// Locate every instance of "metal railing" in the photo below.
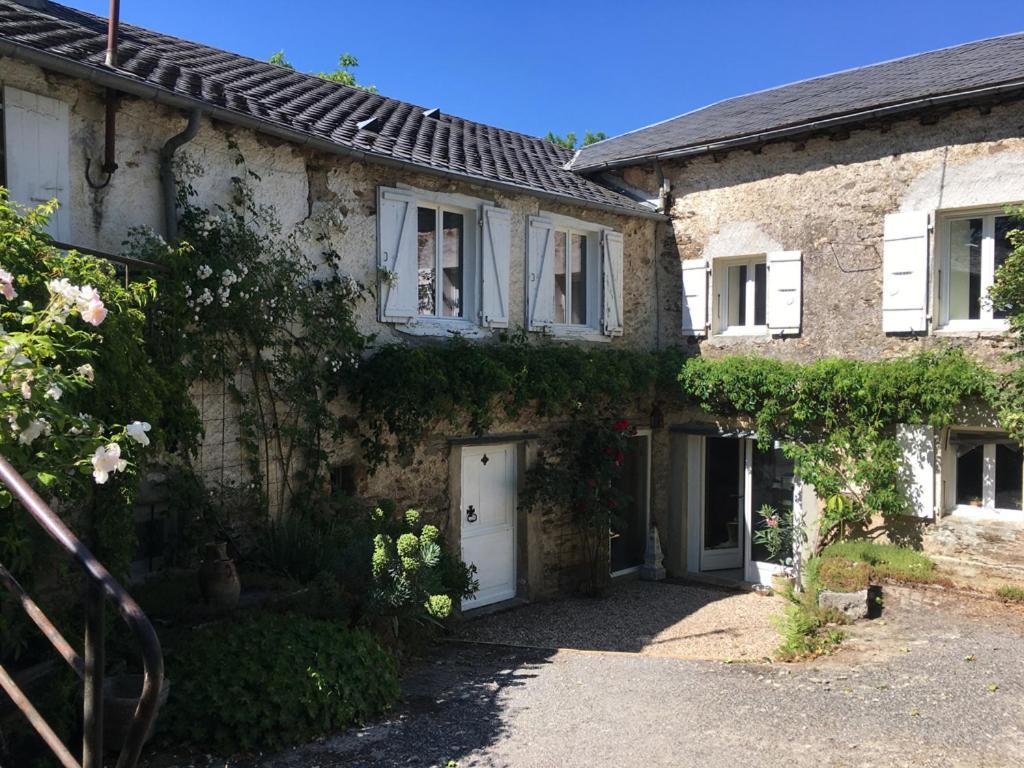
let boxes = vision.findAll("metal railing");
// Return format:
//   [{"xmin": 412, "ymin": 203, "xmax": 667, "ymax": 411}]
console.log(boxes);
[
  {"xmin": 51, "ymin": 240, "xmax": 168, "ymax": 289},
  {"xmin": 0, "ymin": 456, "xmax": 164, "ymax": 768}
]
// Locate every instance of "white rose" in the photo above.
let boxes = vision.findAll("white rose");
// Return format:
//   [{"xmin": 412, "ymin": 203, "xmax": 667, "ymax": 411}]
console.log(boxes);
[
  {"xmin": 126, "ymin": 421, "xmax": 151, "ymax": 447},
  {"xmin": 91, "ymin": 443, "xmax": 127, "ymax": 484}
]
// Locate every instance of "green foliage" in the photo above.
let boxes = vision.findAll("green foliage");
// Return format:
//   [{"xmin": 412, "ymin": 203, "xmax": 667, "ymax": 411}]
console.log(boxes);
[
  {"xmin": 367, "ymin": 507, "xmax": 477, "ymax": 631},
  {"xmin": 544, "ymin": 130, "xmax": 608, "ymax": 150},
  {"xmin": 0, "ymin": 193, "xmax": 190, "ymax": 659},
  {"xmin": 815, "ymin": 558, "xmax": 871, "ymax": 592},
  {"xmin": 269, "ymin": 50, "xmax": 377, "ymax": 92},
  {"xmin": 988, "ymin": 207, "xmax": 1024, "ymax": 439},
  {"xmin": 819, "ymin": 540, "xmax": 943, "ymax": 585},
  {"xmin": 752, "ymin": 503, "xmax": 804, "ymax": 568},
  {"xmin": 772, "ymin": 591, "xmax": 845, "ymax": 661},
  {"xmin": 257, "ymin": 513, "xmax": 346, "ymax": 584},
  {"xmin": 352, "ymin": 334, "xmax": 684, "ymax": 469},
  {"xmin": 134, "ymin": 149, "xmax": 371, "ymax": 513},
  {"xmin": 679, "ymin": 349, "xmax": 995, "ymax": 546},
  {"xmin": 521, "ymin": 418, "xmax": 637, "ymax": 594},
  {"xmin": 162, "ymin": 614, "xmax": 399, "ymax": 753},
  {"xmin": 995, "ymin": 584, "xmax": 1024, "ymax": 603}
]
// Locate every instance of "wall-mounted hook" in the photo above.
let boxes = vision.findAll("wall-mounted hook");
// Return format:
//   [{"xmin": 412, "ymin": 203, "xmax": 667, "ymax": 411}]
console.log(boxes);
[{"xmin": 85, "ymin": 157, "xmax": 116, "ymax": 190}]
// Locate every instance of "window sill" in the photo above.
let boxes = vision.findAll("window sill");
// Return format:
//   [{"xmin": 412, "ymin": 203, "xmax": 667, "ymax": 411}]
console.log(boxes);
[
  {"xmin": 934, "ymin": 322, "xmax": 1009, "ymax": 337},
  {"xmin": 535, "ymin": 325, "xmax": 611, "ymax": 343},
  {"xmin": 389, "ymin": 317, "xmax": 491, "ymax": 339},
  {"xmin": 946, "ymin": 504, "xmax": 1024, "ymax": 524},
  {"xmin": 716, "ymin": 326, "xmax": 768, "ymax": 337}
]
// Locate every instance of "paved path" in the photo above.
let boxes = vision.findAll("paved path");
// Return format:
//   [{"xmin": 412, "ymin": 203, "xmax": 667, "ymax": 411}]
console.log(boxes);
[{"xmin": 263, "ymin": 586, "xmax": 1024, "ymax": 768}]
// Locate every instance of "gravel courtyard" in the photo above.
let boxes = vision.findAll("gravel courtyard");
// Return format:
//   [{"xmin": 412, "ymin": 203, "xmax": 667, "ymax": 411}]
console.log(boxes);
[{"xmin": 260, "ymin": 584, "xmax": 1024, "ymax": 768}]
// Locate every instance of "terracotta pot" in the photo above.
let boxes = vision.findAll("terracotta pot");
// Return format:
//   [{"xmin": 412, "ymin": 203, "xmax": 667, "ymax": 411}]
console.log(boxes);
[
  {"xmin": 102, "ymin": 674, "xmax": 170, "ymax": 752},
  {"xmin": 199, "ymin": 541, "xmax": 240, "ymax": 611}
]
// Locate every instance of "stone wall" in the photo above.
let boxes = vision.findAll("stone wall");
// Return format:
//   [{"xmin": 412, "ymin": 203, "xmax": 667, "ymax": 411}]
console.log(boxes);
[{"xmin": 618, "ymin": 99, "xmax": 1024, "ymax": 369}]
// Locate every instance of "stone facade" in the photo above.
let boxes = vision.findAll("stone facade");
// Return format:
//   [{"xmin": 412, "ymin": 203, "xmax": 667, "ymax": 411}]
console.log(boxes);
[{"xmin": 0, "ymin": 55, "xmax": 661, "ymax": 598}]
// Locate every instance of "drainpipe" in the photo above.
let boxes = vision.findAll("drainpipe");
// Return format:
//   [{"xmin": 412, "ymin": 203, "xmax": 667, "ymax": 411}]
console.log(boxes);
[
  {"xmin": 159, "ymin": 110, "xmax": 202, "ymax": 241},
  {"xmin": 85, "ymin": 0, "xmax": 121, "ymax": 189}
]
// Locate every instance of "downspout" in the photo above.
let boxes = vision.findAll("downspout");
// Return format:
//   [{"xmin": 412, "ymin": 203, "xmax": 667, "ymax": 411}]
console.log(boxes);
[
  {"xmin": 86, "ymin": 0, "xmax": 121, "ymax": 189},
  {"xmin": 159, "ymin": 110, "xmax": 202, "ymax": 241}
]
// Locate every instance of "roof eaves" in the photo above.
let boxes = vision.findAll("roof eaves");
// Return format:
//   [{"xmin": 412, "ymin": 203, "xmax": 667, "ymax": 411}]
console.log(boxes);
[
  {"xmin": 0, "ymin": 37, "xmax": 662, "ymax": 220},
  {"xmin": 572, "ymin": 77, "xmax": 1024, "ymax": 172}
]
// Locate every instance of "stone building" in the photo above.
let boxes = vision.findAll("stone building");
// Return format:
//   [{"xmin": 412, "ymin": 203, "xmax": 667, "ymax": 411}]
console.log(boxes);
[{"xmin": 1, "ymin": 0, "xmax": 1022, "ymax": 602}]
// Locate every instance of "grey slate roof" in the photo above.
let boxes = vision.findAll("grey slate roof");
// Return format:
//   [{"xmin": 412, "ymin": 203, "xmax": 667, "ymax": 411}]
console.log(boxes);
[
  {"xmin": 0, "ymin": 1, "xmax": 653, "ymax": 217},
  {"xmin": 573, "ymin": 32, "xmax": 1024, "ymax": 171}
]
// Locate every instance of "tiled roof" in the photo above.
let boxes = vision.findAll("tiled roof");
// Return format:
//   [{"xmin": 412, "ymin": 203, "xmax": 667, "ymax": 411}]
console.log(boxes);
[
  {"xmin": 573, "ymin": 32, "xmax": 1024, "ymax": 170},
  {"xmin": 0, "ymin": 1, "xmax": 654, "ymax": 217}
]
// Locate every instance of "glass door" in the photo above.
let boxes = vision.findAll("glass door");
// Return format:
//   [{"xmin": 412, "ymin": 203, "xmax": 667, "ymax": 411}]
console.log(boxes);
[
  {"xmin": 610, "ymin": 433, "xmax": 651, "ymax": 574},
  {"xmin": 701, "ymin": 437, "xmax": 744, "ymax": 571},
  {"xmin": 745, "ymin": 443, "xmax": 796, "ymax": 584}
]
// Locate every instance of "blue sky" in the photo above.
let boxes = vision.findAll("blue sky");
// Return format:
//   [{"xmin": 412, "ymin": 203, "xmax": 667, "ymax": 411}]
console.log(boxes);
[{"xmin": 76, "ymin": 0, "xmax": 1024, "ymax": 141}]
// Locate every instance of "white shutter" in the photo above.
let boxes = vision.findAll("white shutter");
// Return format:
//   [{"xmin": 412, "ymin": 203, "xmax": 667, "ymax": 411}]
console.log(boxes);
[
  {"xmin": 680, "ymin": 258, "xmax": 708, "ymax": 336},
  {"xmin": 882, "ymin": 212, "xmax": 930, "ymax": 333},
  {"xmin": 527, "ymin": 215, "xmax": 556, "ymax": 330},
  {"xmin": 377, "ymin": 186, "xmax": 418, "ymax": 322},
  {"xmin": 766, "ymin": 250, "xmax": 802, "ymax": 335},
  {"xmin": 480, "ymin": 204, "xmax": 511, "ymax": 329},
  {"xmin": 3, "ymin": 86, "xmax": 71, "ymax": 241},
  {"xmin": 602, "ymin": 229, "xmax": 624, "ymax": 336},
  {"xmin": 896, "ymin": 424, "xmax": 935, "ymax": 518}
]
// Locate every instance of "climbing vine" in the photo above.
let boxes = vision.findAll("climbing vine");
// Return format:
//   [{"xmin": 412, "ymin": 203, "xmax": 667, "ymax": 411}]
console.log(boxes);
[
  {"xmin": 679, "ymin": 349, "xmax": 995, "ymax": 547},
  {"xmin": 350, "ymin": 333, "xmax": 685, "ymax": 470},
  {"xmin": 133, "ymin": 148, "xmax": 370, "ymax": 513}
]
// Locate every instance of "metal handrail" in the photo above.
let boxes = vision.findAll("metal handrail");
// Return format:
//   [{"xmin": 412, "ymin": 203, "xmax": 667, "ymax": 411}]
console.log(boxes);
[{"xmin": 0, "ymin": 455, "xmax": 164, "ymax": 768}]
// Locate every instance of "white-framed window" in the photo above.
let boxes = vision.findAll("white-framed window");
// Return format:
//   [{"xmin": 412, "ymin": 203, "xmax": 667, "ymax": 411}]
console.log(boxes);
[
  {"xmin": 377, "ymin": 186, "xmax": 510, "ymax": 334},
  {"xmin": 714, "ymin": 256, "xmax": 767, "ymax": 335},
  {"xmin": 416, "ymin": 203, "xmax": 469, "ymax": 319},
  {"xmin": 552, "ymin": 225, "xmax": 596, "ymax": 328},
  {"xmin": 948, "ymin": 430, "xmax": 1023, "ymax": 521},
  {"xmin": 938, "ymin": 208, "xmax": 1016, "ymax": 331},
  {"xmin": 526, "ymin": 212, "xmax": 624, "ymax": 339}
]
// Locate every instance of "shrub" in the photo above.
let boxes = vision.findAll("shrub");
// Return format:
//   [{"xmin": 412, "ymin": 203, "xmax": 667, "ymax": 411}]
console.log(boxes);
[
  {"xmin": 162, "ymin": 614, "xmax": 399, "ymax": 753},
  {"xmin": 996, "ymin": 585, "xmax": 1024, "ymax": 603},
  {"xmin": 819, "ymin": 540, "xmax": 946, "ymax": 585},
  {"xmin": 815, "ymin": 558, "xmax": 871, "ymax": 592},
  {"xmin": 256, "ymin": 513, "xmax": 345, "ymax": 584}
]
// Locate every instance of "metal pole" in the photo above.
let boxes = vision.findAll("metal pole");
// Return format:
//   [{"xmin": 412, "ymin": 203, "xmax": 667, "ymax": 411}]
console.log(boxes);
[{"xmin": 82, "ymin": 580, "xmax": 105, "ymax": 768}]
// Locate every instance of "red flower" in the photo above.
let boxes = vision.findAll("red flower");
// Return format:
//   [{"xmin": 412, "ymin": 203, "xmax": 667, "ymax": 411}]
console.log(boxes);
[
  {"xmin": 615, "ymin": 451, "xmax": 624, "ymax": 464},
  {"xmin": 612, "ymin": 419, "xmax": 630, "ymax": 432}
]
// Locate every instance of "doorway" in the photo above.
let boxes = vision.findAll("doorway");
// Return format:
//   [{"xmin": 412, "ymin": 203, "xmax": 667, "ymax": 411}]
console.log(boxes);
[
  {"xmin": 610, "ymin": 431, "xmax": 651, "ymax": 576},
  {"xmin": 701, "ymin": 437, "xmax": 744, "ymax": 571},
  {"xmin": 460, "ymin": 443, "xmax": 517, "ymax": 609}
]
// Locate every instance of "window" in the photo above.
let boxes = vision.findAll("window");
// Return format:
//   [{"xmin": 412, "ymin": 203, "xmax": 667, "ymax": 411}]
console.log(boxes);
[
  {"xmin": 527, "ymin": 213, "xmax": 618, "ymax": 337},
  {"xmin": 940, "ymin": 210, "xmax": 1015, "ymax": 329},
  {"xmin": 417, "ymin": 206, "xmax": 465, "ymax": 318},
  {"xmin": 950, "ymin": 431, "xmax": 1023, "ymax": 517},
  {"xmin": 715, "ymin": 257, "xmax": 767, "ymax": 334},
  {"xmin": 378, "ymin": 186, "xmax": 510, "ymax": 334},
  {"xmin": 553, "ymin": 228, "xmax": 590, "ymax": 325}
]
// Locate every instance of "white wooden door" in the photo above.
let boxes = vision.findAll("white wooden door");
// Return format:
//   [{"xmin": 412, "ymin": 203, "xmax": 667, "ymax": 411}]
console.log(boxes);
[{"xmin": 460, "ymin": 444, "xmax": 517, "ymax": 609}]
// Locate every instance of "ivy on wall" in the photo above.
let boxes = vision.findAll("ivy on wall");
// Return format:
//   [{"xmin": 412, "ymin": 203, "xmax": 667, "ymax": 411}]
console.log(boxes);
[
  {"xmin": 349, "ymin": 333, "xmax": 686, "ymax": 470},
  {"xmin": 679, "ymin": 349, "xmax": 995, "ymax": 546}
]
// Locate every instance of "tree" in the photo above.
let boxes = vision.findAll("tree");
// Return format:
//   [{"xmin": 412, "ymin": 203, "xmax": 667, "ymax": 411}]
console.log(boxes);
[
  {"xmin": 269, "ymin": 50, "xmax": 376, "ymax": 93},
  {"xmin": 545, "ymin": 130, "xmax": 608, "ymax": 150}
]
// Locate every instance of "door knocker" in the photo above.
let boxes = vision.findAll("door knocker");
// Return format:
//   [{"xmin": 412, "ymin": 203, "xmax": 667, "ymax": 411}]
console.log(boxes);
[{"xmin": 466, "ymin": 505, "xmax": 478, "ymax": 523}]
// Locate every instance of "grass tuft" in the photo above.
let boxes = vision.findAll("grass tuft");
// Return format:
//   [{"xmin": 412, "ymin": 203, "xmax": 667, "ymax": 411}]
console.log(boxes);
[
  {"xmin": 996, "ymin": 585, "xmax": 1024, "ymax": 603},
  {"xmin": 819, "ymin": 541, "xmax": 949, "ymax": 586}
]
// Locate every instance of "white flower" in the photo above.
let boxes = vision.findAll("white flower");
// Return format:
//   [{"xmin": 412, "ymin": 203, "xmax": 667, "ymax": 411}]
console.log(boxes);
[
  {"xmin": 196, "ymin": 265, "xmax": 213, "ymax": 280},
  {"xmin": 46, "ymin": 278, "xmax": 79, "ymax": 303},
  {"xmin": 0, "ymin": 268, "xmax": 16, "ymax": 300},
  {"xmin": 126, "ymin": 421, "xmax": 151, "ymax": 447},
  {"xmin": 45, "ymin": 383, "xmax": 62, "ymax": 401},
  {"xmin": 91, "ymin": 443, "xmax": 127, "ymax": 484},
  {"xmin": 80, "ymin": 298, "xmax": 107, "ymax": 326},
  {"xmin": 18, "ymin": 418, "xmax": 49, "ymax": 445},
  {"xmin": 77, "ymin": 363, "xmax": 95, "ymax": 382}
]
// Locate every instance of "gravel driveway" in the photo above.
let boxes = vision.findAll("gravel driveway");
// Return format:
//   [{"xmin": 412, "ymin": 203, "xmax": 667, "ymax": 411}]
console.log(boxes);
[{"xmin": 261, "ymin": 585, "xmax": 1024, "ymax": 768}]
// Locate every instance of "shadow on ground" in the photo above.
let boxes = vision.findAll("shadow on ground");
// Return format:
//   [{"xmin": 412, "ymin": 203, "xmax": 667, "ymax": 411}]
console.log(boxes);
[{"xmin": 263, "ymin": 643, "xmax": 555, "ymax": 768}]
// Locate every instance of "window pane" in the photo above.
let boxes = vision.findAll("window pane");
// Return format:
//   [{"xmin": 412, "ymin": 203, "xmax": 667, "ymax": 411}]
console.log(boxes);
[
  {"xmin": 956, "ymin": 444, "xmax": 984, "ymax": 507},
  {"xmin": 995, "ymin": 443, "xmax": 1023, "ymax": 510},
  {"xmin": 948, "ymin": 218, "xmax": 983, "ymax": 321},
  {"xmin": 554, "ymin": 230, "xmax": 567, "ymax": 323},
  {"xmin": 571, "ymin": 233, "xmax": 588, "ymax": 325},
  {"xmin": 994, "ymin": 216, "xmax": 1015, "ymax": 320},
  {"xmin": 727, "ymin": 264, "xmax": 746, "ymax": 327},
  {"xmin": 750, "ymin": 445, "xmax": 795, "ymax": 564},
  {"xmin": 753, "ymin": 262, "xmax": 767, "ymax": 326},
  {"xmin": 441, "ymin": 211, "xmax": 464, "ymax": 318},
  {"xmin": 417, "ymin": 207, "xmax": 436, "ymax": 316}
]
